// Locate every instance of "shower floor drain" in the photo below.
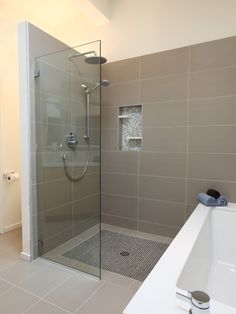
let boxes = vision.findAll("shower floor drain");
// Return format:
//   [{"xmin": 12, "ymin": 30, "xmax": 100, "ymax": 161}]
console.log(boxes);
[{"xmin": 120, "ymin": 251, "xmax": 129, "ymax": 256}]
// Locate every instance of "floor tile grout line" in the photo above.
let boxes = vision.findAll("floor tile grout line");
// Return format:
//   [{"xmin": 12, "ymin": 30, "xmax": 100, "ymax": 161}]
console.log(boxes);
[
  {"xmin": 0, "ymin": 260, "xmax": 50, "ymax": 287},
  {"xmin": 72, "ymin": 281, "xmax": 106, "ymax": 313}
]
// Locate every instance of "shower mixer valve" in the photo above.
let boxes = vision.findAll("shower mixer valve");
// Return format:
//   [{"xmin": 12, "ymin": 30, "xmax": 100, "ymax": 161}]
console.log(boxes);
[{"xmin": 66, "ymin": 132, "xmax": 78, "ymax": 149}]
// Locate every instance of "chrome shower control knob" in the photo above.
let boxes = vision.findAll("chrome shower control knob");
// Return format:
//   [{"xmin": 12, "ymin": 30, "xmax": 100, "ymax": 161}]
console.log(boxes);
[
  {"xmin": 176, "ymin": 290, "xmax": 210, "ymax": 314},
  {"xmin": 66, "ymin": 132, "xmax": 78, "ymax": 149}
]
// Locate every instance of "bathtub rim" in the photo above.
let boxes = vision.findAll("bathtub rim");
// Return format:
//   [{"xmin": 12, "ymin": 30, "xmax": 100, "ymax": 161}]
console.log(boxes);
[{"xmin": 124, "ymin": 202, "xmax": 236, "ymax": 314}]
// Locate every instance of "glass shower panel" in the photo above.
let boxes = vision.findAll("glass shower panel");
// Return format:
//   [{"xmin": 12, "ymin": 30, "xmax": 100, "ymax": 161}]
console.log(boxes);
[{"xmin": 35, "ymin": 41, "xmax": 101, "ymax": 278}]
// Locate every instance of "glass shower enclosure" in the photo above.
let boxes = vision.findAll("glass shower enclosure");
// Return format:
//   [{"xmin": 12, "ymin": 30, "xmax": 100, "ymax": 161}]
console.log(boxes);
[{"xmin": 34, "ymin": 41, "xmax": 101, "ymax": 278}]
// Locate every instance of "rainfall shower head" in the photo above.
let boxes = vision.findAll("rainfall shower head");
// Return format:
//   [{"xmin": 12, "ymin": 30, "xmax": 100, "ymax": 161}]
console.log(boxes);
[{"xmin": 85, "ymin": 56, "xmax": 107, "ymax": 65}]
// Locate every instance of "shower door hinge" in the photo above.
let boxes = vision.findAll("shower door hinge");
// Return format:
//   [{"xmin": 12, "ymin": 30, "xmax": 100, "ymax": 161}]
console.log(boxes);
[
  {"xmin": 38, "ymin": 240, "xmax": 44, "ymax": 248},
  {"xmin": 34, "ymin": 70, "xmax": 40, "ymax": 78}
]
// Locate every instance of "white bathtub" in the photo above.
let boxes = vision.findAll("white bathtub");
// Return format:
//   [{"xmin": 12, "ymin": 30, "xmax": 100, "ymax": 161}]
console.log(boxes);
[
  {"xmin": 124, "ymin": 203, "xmax": 236, "ymax": 314},
  {"xmin": 177, "ymin": 204, "xmax": 236, "ymax": 311}
]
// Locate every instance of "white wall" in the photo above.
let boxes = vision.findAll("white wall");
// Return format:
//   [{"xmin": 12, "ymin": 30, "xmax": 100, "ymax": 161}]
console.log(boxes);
[
  {"xmin": 62, "ymin": 0, "xmax": 236, "ymax": 62},
  {"xmin": 0, "ymin": 20, "xmax": 21, "ymax": 233}
]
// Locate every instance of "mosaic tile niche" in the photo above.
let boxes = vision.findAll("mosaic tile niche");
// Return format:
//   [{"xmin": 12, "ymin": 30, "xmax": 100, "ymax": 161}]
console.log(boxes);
[{"xmin": 119, "ymin": 105, "xmax": 142, "ymax": 151}]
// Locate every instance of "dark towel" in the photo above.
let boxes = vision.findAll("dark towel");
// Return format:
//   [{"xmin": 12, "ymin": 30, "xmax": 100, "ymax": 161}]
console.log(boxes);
[
  {"xmin": 197, "ymin": 193, "xmax": 217, "ymax": 207},
  {"xmin": 207, "ymin": 189, "xmax": 221, "ymax": 200},
  {"xmin": 217, "ymin": 195, "xmax": 228, "ymax": 206}
]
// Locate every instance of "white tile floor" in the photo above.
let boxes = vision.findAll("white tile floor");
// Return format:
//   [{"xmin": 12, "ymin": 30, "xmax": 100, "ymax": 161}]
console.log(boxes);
[{"xmin": 0, "ymin": 228, "xmax": 142, "ymax": 314}]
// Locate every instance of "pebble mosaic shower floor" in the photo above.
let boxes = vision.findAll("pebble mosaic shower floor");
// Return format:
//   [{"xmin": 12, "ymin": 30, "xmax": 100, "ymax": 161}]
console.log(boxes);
[{"xmin": 64, "ymin": 230, "xmax": 169, "ymax": 281}]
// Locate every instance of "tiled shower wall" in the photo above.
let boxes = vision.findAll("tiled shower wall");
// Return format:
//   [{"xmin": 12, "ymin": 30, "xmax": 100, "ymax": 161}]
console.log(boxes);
[{"xmin": 101, "ymin": 35, "xmax": 236, "ymax": 238}]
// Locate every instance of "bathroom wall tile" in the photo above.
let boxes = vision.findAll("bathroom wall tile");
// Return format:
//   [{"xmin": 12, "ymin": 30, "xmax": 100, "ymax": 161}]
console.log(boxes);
[
  {"xmin": 102, "ymin": 193, "xmax": 138, "ymax": 219},
  {"xmin": 143, "ymin": 100, "xmax": 187, "ymax": 127},
  {"xmin": 101, "ymin": 106, "xmax": 118, "ymax": 129},
  {"xmin": 189, "ymin": 96, "xmax": 236, "ymax": 126},
  {"xmin": 102, "ymin": 81, "xmax": 139, "ymax": 106},
  {"xmin": 72, "ymin": 194, "xmax": 100, "ymax": 224},
  {"xmin": 101, "ymin": 214, "xmax": 137, "ymax": 230},
  {"xmin": 73, "ymin": 215, "xmax": 99, "ymax": 236},
  {"xmin": 38, "ymin": 204, "xmax": 72, "ymax": 240},
  {"xmin": 140, "ymin": 74, "xmax": 188, "ymax": 103},
  {"xmin": 101, "ymin": 129, "xmax": 118, "ymax": 151},
  {"xmin": 190, "ymin": 36, "xmax": 236, "ymax": 71},
  {"xmin": 101, "ymin": 151, "xmax": 138, "ymax": 174},
  {"xmin": 36, "ymin": 152, "xmax": 71, "ymax": 183},
  {"xmin": 141, "ymin": 47, "xmax": 189, "ymax": 79},
  {"xmin": 138, "ymin": 221, "xmax": 179, "ymax": 237},
  {"xmin": 143, "ymin": 127, "xmax": 187, "ymax": 152},
  {"xmin": 188, "ymin": 153, "xmax": 236, "ymax": 182},
  {"xmin": 186, "ymin": 204, "xmax": 197, "ymax": 220},
  {"xmin": 41, "ymin": 228, "xmax": 72, "ymax": 255},
  {"xmin": 73, "ymin": 173, "xmax": 100, "ymax": 201},
  {"xmin": 139, "ymin": 198, "xmax": 185, "ymax": 227},
  {"xmin": 70, "ymin": 100, "xmax": 86, "ymax": 128},
  {"xmin": 140, "ymin": 152, "xmax": 186, "ymax": 177},
  {"xmin": 36, "ymin": 61, "xmax": 70, "ymax": 100},
  {"xmin": 189, "ymin": 67, "xmax": 236, "ymax": 98},
  {"xmin": 102, "ymin": 58, "xmax": 140, "ymax": 84},
  {"xmin": 188, "ymin": 125, "xmax": 236, "ymax": 153},
  {"xmin": 38, "ymin": 179, "xmax": 72, "ymax": 211},
  {"xmin": 139, "ymin": 176, "xmax": 186, "ymax": 203},
  {"xmin": 35, "ymin": 90, "xmax": 70, "ymax": 126},
  {"xmin": 36, "ymin": 122, "xmax": 69, "ymax": 153},
  {"xmin": 102, "ymin": 173, "xmax": 138, "ymax": 197},
  {"xmin": 187, "ymin": 179, "xmax": 236, "ymax": 204}
]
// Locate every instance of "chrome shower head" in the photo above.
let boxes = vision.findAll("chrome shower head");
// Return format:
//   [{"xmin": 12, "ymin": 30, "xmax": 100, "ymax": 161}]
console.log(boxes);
[
  {"xmin": 101, "ymin": 79, "xmax": 109, "ymax": 87},
  {"xmin": 85, "ymin": 56, "xmax": 107, "ymax": 65}
]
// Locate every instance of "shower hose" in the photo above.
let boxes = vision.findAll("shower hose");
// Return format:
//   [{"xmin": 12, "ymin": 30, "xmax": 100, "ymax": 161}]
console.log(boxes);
[{"xmin": 62, "ymin": 141, "xmax": 91, "ymax": 182}]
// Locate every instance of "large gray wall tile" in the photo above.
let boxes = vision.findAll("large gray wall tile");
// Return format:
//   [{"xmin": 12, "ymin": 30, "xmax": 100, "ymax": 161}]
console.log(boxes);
[
  {"xmin": 188, "ymin": 153, "xmax": 236, "ymax": 182},
  {"xmin": 143, "ymin": 127, "xmax": 187, "ymax": 152},
  {"xmin": 102, "ymin": 194, "xmax": 138, "ymax": 219},
  {"xmin": 101, "ymin": 214, "xmax": 137, "ymax": 230},
  {"xmin": 73, "ymin": 194, "xmax": 100, "ymax": 226},
  {"xmin": 190, "ymin": 36, "xmax": 236, "ymax": 71},
  {"xmin": 143, "ymin": 101, "xmax": 187, "ymax": 127},
  {"xmin": 140, "ymin": 152, "xmax": 186, "ymax": 177},
  {"xmin": 102, "ymin": 151, "xmax": 138, "ymax": 174},
  {"xmin": 101, "ymin": 129, "xmax": 118, "ymax": 151},
  {"xmin": 189, "ymin": 125, "xmax": 236, "ymax": 153},
  {"xmin": 101, "ymin": 106, "xmax": 118, "ymax": 129},
  {"xmin": 141, "ymin": 47, "xmax": 189, "ymax": 78},
  {"xmin": 139, "ymin": 221, "xmax": 179, "ymax": 237},
  {"xmin": 38, "ymin": 179, "xmax": 72, "ymax": 211},
  {"xmin": 102, "ymin": 58, "xmax": 140, "ymax": 84},
  {"xmin": 38, "ymin": 204, "xmax": 72, "ymax": 240},
  {"xmin": 102, "ymin": 173, "xmax": 138, "ymax": 197},
  {"xmin": 189, "ymin": 96, "xmax": 236, "ymax": 126},
  {"xmin": 102, "ymin": 82, "xmax": 139, "ymax": 106},
  {"xmin": 140, "ymin": 74, "xmax": 188, "ymax": 103},
  {"xmin": 139, "ymin": 176, "xmax": 186, "ymax": 203},
  {"xmin": 139, "ymin": 198, "xmax": 185, "ymax": 227},
  {"xmin": 190, "ymin": 67, "xmax": 236, "ymax": 98},
  {"xmin": 73, "ymin": 173, "xmax": 100, "ymax": 201}
]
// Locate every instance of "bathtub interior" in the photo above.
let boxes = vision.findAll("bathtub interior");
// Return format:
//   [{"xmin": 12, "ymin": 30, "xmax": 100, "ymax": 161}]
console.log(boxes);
[{"xmin": 177, "ymin": 205, "xmax": 236, "ymax": 308}]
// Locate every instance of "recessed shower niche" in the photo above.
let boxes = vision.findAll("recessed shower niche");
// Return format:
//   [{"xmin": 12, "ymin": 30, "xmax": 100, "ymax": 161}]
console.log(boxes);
[{"xmin": 119, "ymin": 105, "xmax": 142, "ymax": 151}]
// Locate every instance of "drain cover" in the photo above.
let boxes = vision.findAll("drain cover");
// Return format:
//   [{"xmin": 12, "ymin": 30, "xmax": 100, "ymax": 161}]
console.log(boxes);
[{"xmin": 120, "ymin": 251, "xmax": 129, "ymax": 256}]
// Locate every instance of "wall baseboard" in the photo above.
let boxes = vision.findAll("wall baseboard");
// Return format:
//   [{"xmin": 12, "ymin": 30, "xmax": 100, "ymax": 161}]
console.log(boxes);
[
  {"xmin": 4, "ymin": 221, "xmax": 22, "ymax": 233},
  {"xmin": 20, "ymin": 251, "xmax": 31, "ymax": 261}
]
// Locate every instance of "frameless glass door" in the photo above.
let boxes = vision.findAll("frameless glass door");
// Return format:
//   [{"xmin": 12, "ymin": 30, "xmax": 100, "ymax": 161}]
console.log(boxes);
[{"xmin": 34, "ymin": 41, "xmax": 101, "ymax": 278}]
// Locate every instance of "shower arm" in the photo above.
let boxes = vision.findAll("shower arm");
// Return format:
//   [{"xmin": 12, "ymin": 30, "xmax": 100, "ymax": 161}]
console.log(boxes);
[{"xmin": 69, "ymin": 50, "xmax": 96, "ymax": 60}]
